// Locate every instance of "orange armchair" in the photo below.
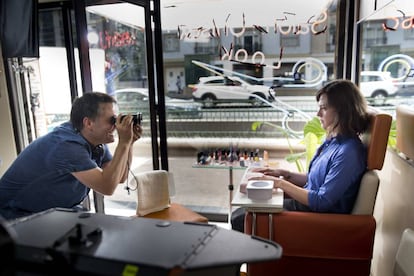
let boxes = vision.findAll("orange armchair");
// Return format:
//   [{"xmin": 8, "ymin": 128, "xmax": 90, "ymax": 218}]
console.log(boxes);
[{"xmin": 245, "ymin": 112, "xmax": 392, "ymax": 276}]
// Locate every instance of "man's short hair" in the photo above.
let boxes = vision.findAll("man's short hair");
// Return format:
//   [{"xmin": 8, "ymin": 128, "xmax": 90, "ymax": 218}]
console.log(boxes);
[{"xmin": 70, "ymin": 92, "xmax": 116, "ymax": 131}]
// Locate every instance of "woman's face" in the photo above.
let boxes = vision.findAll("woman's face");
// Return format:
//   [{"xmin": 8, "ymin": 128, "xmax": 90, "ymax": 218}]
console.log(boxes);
[{"xmin": 317, "ymin": 93, "xmax": 337, "ymax": 131}]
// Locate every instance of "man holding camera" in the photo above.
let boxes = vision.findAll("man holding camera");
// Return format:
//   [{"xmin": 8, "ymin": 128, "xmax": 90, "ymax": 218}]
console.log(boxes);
[{"xmin": 0, "ymin": 92, "xmax": 142, "ymax": 220}]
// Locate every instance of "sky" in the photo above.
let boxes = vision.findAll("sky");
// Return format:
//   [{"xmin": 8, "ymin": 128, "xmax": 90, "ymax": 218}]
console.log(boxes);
[
  {"xmin": 87, "ymin": 0, "xmax": 334, "ymax": 31},
  {"xmin": 160, "ymin": 0, "xmax": 334, "ymax": 29}
]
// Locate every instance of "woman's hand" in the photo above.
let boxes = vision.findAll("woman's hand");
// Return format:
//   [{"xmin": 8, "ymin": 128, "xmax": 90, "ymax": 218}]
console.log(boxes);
[
  {"xmin": 248, "ymin": 174, "xmax": 287, "ymax": 190},
  {"xmin": 249, "ymin": 172, "xmax": 309, "ymax": 205},
  {"xmin": 250, "ymin": 167, "xmax": 287, "ymax": 178}
]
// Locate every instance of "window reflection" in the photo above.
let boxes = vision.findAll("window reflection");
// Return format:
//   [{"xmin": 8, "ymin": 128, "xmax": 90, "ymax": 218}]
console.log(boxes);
[
  {"xmin": 360, "ymin": 5, "xmax": 414, "ymax": 106},
  {"xmin": 159, "ymin": 0, "xmax": 338, "ymax": 219},
  {"xmin": 164, "ymin": 0, "xmax": 337, "ymax": 97},
  {"xmin": 29, "ymin": 0, "xmax": 342, "ymax": 217},
  {"xmin": 24, "ymin": 9, "xmax": 74, "ymax": 136}
]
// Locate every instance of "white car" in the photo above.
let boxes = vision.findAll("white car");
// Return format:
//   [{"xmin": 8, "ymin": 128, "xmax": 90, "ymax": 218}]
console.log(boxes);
[
  {"xmin": 114, "ymin": 88, "xmax": 202, "ymax": 119},
  {"xmin": 191, "ymin": 75, "xmax": 275, "ymax": 107},
  {"xmin": 360, "ymin": 71, "xmax": 398, "ymax": 103}
]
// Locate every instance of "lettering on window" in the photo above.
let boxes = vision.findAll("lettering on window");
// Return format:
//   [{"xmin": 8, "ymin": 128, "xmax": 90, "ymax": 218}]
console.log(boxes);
[{"xmin": 177, "ymin": 11, "xmax": 328, "ymax": 69}]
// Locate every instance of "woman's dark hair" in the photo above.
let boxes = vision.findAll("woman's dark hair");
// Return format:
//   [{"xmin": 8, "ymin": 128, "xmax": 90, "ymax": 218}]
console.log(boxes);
[
  {"xmin": 70, "ymin": 92, "xmax": 116, "ymax": 131},
  {"xmin": 316, "ymin": 79, "xmax": 370, "ymax": 136}
]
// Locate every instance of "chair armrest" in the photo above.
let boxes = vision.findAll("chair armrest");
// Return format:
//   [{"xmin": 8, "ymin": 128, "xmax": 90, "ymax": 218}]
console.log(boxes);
[{"xmin": 245, "ymin": 211, "xmax": 376, "ymax": 260}]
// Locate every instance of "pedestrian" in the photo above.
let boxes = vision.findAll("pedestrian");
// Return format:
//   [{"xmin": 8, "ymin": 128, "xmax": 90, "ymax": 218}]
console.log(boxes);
[{"xmin": 176, "ymin": 75, "xmax": 183, "ymax": 94}]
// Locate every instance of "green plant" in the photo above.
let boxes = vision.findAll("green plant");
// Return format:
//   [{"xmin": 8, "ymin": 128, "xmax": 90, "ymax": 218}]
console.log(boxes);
[
  {"xmin": 300, "ymin": 117, "xmax": 326, "ymax": 171},
  {"xmin": 388, "ymin": 119, "xmax": 397, "ymax": 150}
]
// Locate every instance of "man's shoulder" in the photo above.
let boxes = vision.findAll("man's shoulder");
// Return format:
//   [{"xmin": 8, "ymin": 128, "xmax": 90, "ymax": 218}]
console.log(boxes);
[{"xmin": 52, "ymin": 123, "xmax": 87, "ymax": 145}]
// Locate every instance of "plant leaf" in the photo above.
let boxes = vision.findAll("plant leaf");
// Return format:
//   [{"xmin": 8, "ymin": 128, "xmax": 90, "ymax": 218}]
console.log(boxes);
[
  {"xmin": 303, "ymin": 117, "xmax": 325, "ymax": 141},
  {"xmin": 285, "ymin": 151, "xmax": 305, "ymax": 162},
  {"xmin": 303, "ymin": 132, "xmax": 319, "ymax": 170},
  {"xmin": 388, "ymin": 119, "xmax": 397, "ymax": 149},
  {"xmin": 301, "ymin": 117, "xmax": 325, "ymax": 170},
  {"xmin": 251, "ymin": 122, "xmax": 263, "ymax": 131}
]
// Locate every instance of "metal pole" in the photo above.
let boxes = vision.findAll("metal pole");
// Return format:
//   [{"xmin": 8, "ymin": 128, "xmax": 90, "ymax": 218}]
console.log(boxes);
[{"xmin": 228, "ymin": 166, "xmax": 234, "ymax": 224}]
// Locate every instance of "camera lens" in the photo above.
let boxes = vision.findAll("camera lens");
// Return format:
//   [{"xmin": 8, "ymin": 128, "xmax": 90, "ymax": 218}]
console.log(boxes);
[{"xmin": 131, "ymin": 114, "xmax": 138, "ymax": 125}]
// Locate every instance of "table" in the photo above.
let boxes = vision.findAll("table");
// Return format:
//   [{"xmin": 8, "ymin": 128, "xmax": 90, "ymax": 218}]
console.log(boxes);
[
  {"xmin": 8, "ymin": 209, "xmax": 282, "ymax": 275},
  {"xmin": 232, "ymin": 167, "xmax": 284, "ymax": 211},
  {"xmin": 192, "ymin": 161, "xmax": 251, "ymax": 223},
  {"xmin": 231, "ymin": 167, "xmax": 284, "ymax": 238}
]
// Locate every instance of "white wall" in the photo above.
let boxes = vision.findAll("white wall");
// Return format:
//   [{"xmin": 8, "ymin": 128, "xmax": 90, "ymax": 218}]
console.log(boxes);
[
  {"xmin": 0, "ymin": 48, "xmax": 17, "ymax": 176},
  {"xmin": 371, "ymin": 149, "xmax": 414, "ymax": 275},
  {"xmin": 359, "ymin": 4, "xmax": 414, "ymax": 274}
]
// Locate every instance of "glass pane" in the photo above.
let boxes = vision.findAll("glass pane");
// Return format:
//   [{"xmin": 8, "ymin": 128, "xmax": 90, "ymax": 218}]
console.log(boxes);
[
  {"xmin": 85, "ymin": 0, "xmax": 339, "ymax": 219},
  {"xmin": 159, "ymin": 0, "xmax": 338, "ymax": 221},
  {"xmin": 85, "ymin": 2, "xmax": 149, "ymax": 215},
  {"xmin": 359, "ymin": 2, "xmax": 414, "ymax": 108},
  {"xmin": 24, "ymin": 9, "xmax": 75, "ymax": 137}
]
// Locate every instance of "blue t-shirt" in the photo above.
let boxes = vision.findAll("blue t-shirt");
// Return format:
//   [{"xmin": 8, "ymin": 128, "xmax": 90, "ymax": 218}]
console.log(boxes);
[
  {"xmin": 305, "ymin": 135, "xmax": 367, "ymax": 213},
  {"xmin": 0, "ymin": 122, "xmax": 112, "ymax": 219}
]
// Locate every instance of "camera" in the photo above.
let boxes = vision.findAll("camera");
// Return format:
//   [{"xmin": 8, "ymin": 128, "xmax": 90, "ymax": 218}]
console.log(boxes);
[
  {"xmin": 111, "ymin": 113, "xmax": 142, "ymax": 125},
  {"xmin": 129, "ymin": 113, "xmax": 142, "ymax": 125}
]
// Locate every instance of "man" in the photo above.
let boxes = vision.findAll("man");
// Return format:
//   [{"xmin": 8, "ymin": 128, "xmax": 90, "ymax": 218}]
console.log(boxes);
[{"xmin": 0, "ymin": 92, "xmax": 142, "ymax": 220}]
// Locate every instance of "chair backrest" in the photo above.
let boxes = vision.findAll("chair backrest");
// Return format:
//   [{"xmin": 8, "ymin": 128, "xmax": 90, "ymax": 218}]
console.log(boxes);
[
  {"xmin": 362, "ymin": 112, "xmax": 393, "ymax": 170},
  {"xmin": 351, "ymin": 170, "xmax": 379, "ymax": 215},
  {"xmin": 394, "ymin": 228, "xmax": 414, "ymax": 276},
  {"xmin": 396, "ymin": 105, "xmax": 414, "ymax": 160},
  {"xmin": 132, "ymin": 170, "xmax": 208, "ymax": 223},
  {"xmin": 134, "ymin": 170, "xmax": 171, "ymax": 216},
  {"xmin": 352, "ymin": 112, "xmax": 392, "ymax": 215}
]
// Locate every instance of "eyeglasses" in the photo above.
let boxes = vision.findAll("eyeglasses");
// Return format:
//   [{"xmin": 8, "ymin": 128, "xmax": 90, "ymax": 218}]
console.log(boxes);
[{"xmin": 110, "ymin": 116, "xmax": 116, "ymax": 125}]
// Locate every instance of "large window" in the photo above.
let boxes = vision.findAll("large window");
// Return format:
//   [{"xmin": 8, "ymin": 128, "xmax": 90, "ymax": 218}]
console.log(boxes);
[
  {"xmin": 26, "ymin": 0, "xmax": 343, "ymax": 220},
  {"xmin": 96, "ymin": 0, "xmax": 341, "ymax": 219},
  {"xmin": 359, "ymin": 1, "xmax": 414, "ymax": 108},
  {"xmin": 157, "ymin": 0, "xmax": 339, "ymax": 220},
  {"xmin": 79, "ymin": 0, "xmax": 341, "ymax": 219},
  {"xmin": 23, "ymin": 8, "xmax": 75, "ymax": 138}
]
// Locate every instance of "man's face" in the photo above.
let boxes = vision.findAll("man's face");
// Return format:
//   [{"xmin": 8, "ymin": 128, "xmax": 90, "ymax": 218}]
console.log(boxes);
[{"xmin": 87, "ymin": 102, "xmax": 117, "ymax": 145}]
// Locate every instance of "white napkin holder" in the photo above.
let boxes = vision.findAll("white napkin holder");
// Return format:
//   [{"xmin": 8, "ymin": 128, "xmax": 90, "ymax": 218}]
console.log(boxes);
[{"xmin": 246, "ymin": 180, "xmax": 273, "ymax": 200}]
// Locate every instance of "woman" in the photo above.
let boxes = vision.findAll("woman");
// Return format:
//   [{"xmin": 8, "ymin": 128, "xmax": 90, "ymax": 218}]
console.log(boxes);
[{"xmin": 231, "ymin": 79, "xmax": 371, "ymax": 232}]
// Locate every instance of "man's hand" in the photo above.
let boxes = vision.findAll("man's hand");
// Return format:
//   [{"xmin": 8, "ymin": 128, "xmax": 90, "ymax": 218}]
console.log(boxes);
[
  {"xmin": 115, "ymin": 114, "xmax": 134, "ymax": 144},
  {"xmin": 132, "ymin": 124, "xmax": 142, "ymax": 143}
]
